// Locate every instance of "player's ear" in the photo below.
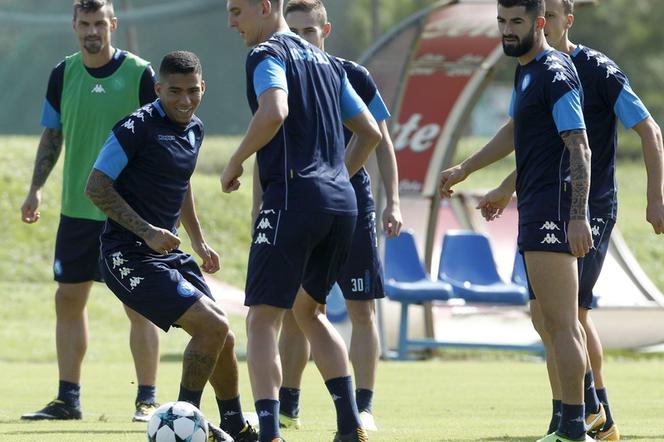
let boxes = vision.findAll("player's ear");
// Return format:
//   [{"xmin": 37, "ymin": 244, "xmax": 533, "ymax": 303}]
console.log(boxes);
[
  {"xmin": 200, "ymin": 80, "xmax": 206, "ymax": 95},
  {"xmin": 154, "ymin": 82, "xmax": 162, "ymax": 97},
  {"xmin": 110, "ymin": 16, "xmax": 118, "ymax": 32},
  {"xmin": 322, "ymin": 22, "xmax": 332, "ymax": 39},
  {"xmin": 535, "ymin": 15, "xmax": 545, "ymax": 32},
  {"xmin": 262, "ymin": 0, "xmax": 272, "ymax": 17},
  {"xmin": 566, "ymin": 13, "xmax": 574, "ymax": 30}
]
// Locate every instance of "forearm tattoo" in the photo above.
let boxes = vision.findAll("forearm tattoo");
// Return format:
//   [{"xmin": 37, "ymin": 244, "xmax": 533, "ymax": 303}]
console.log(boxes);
[
  {"xmin": 31, "ymin": 128, "xmax": 63, "ymax": 188},
  {"xmin": 181, "ymin": 350, "xmax": 217, "ymax": 390},
  {"xmin": 562, "ymin": 129, "xmax": 591, "ymax": 220},
  {"xmin": 85, "ymin": 170, "xmax": 154, "ymax": 240}
]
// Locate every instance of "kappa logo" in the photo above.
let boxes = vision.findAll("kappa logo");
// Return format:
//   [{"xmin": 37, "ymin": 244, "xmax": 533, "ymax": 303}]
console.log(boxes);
[
  {"xmin": 541, "ymin": 233, "xmax": 562, "ymax": 245},
  {"xmin": 111, "ymin": 251, "xmax": 128, "ymax": 269},
  {"xmin": 129, "ymin": 276, "xmax": 144, "ymax": 290},
  {"xmin": 330, "ymin": 394, "xmax": 342, "ymax": 401},
  {"xmin": 257, "ymin": 217, "xmax": 273, "ymax": 230},
  {"xmin": 122, "ymin": 119, "xmax": 135, "ymax": 134},
  {"xmin": 539, "ymin": 221, "xmax": 560, "ymax": 231},
  {"xmin": 91, "ymin": 83, "xmax": 106, "ymax": 94},
  {"xmin": 131, "ymin": 110, "xmax": 146, "ymax": 122},
  {"xmin": 118, "ymin": 267, "xmax": 133, "ymax": 279},
  {"xmin": 223, "ymin": 411, "xmax": 240, "ymax": 417},
  {"xmin": 254, "ymin": 233, "xmax": 271, "ymax": 245},
  {"xmin": 552, "ymin": 71, "xmax": 569, "ymax": 83},
  {"xmin": 260, "ymin": 209, "xmax": 276, "ymax": 215},
  {"xmin": 592, "ymin": 225, "xmax": 601, "ymax": 237},
  {"xmin": 258, "ymin": 410, "xmax": 273, "ymax": 417}
]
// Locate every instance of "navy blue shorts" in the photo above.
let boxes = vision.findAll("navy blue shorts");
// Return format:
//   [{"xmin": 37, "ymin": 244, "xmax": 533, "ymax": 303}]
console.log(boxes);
[
  {"xmin": 101, "ymin": 243, "xmax": 213, "ymax": 332},
  {"xmin": 336, "ymin": 212, "xmax": 385, "ymax": 301},
  {"xmin": 54, "ymin": 215, "xmax": 105, "ymax": 283},
  {"xmin": 577, "ymin": 217, "xmax": 615, "ymax": 309},
  {"xmin": 524, "ymin": 217, "xmax": 614, "ymax": 308},
  {"xmin": 245, "ymin": 209, "xmax": 356, "ymax": 309},
  {"xmin": 518, "ymin": 220, "xmax": 571, "ymax": 254}
]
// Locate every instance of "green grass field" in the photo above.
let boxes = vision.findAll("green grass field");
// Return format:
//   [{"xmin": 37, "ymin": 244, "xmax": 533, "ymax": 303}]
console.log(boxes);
[{"xmin": 2, "ymin": 135, "xmax": 664, "ymax": 441}]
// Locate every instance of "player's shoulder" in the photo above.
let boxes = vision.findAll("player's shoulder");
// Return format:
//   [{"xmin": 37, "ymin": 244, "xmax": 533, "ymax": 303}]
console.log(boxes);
[
  {"xmin": 249, "ymin": 34, "xmax": 290, "ymax": 59},
  {"xmin": 120, "ymin": 49, "xmax": 151, "ymax": 69},
  {"xmin": 538, "ymin": 49, "xmax": 578, "ymax": 84},
  {"xmin": 335, "ymin": 56, "xmax": 371, "ymax": 78},
  {"xmin": 113, "ymin": 101, "xmax": 159, "ymax": 136},
  {"xmin": 573, "ymin": 45, "xmax": 623, "ymax": 78}
]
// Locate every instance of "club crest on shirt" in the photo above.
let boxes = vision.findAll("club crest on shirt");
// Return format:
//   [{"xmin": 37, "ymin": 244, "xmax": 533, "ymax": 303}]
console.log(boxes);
[{"xmin": 521, "ymin": 73, "xmax": 531, "ymax": 91}]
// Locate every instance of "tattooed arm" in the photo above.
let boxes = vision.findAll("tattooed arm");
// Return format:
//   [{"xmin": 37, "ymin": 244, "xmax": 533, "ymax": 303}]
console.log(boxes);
[
  {"xmin": 85, "ymin": 169, "xmax": 180, "ymax": 254},
  {"xmin": 561, "ymin": 129, "xmax": 593, "ymax": 257},
  {"xmin": 21, "ymin": 128, "xmax": 63, "ymax": 223}
]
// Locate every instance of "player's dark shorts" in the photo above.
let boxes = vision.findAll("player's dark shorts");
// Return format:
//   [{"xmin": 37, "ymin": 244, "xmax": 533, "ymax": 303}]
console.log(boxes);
[
  {"xmin": 523, "ymin": 217, "xmax": 614, "ymax": 308},
  {"xmin": 100, "ymin": 242, "xmax": 213, "ymax": 332},
  {"xmin": 245, "ymin": 209, "xmax": 357, "ymax": 309},
  {"xmin": 577, "ymin": 217, "xmax": 615, "ymax": 309},
  {"xmin": 54, "ymin": 214, "xmax": 105, "ymax": 283},
  {"xmin": 518, "ymin": 220, "xmax": 571, "ymax": 254},
  {"xmin": 336, "ymin": 212, "xmax": 385, "ymax": 301}
]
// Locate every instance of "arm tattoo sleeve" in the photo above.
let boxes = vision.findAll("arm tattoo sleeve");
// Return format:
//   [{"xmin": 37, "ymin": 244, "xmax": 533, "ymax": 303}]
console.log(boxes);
[
  {"xmin": 561, "ymin": 129, "xmax": 592, "ymax": 220},
  {"xmin": 85, "ymin": 170, "xmax": 154, "ymax": 241},
  {"xmin": 31, "ymin": 128, "xmax": 63, "ymax": 188}
]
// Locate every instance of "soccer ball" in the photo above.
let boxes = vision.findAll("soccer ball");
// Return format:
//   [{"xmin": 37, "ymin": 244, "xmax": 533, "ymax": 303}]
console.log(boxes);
[{"xmin": 146, "ymin": 401, "xmax": 208, "ymax": 442}]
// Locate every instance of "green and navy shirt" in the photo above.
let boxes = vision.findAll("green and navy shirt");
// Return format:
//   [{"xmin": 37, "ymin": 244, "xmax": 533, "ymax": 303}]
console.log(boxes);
[{"xmin": 40, "ymin": 49, "xmax": 156, "ymax": 221}]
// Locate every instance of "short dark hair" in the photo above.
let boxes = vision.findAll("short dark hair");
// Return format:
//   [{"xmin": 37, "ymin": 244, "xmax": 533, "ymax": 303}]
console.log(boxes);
[
  {"xmin": 73, "ymin": 0, "xmax": 113, "ymax": 19},
  {"xmin": 497, "ymin": 0, "xmax": 545, "ymax": 18},
  {"xmin": 159, "ymin": 51, "xmax": 202, "ymax": 78},
  {"xmin": 562, "ymin": 0, "xmax": 574, "ymax": 14},
  {"xmin": 285, "ymin": 0, "xmax": 328, "ymax": 25}
]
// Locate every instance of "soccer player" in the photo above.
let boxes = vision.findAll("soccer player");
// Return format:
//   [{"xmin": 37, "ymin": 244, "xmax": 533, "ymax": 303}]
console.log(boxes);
[
  {"xmin": 85, "ymin": 51, "xmax": 258, "ymax": 442},
  {"xmin": 270, "ymin": 0, "xmax": 402, "ymax": 432},
  {"xmin": 476, "ymin": 0, "xmax": 664, "ymax": 439},
  {"xmin": 439, "ymin": 1, "xmax": 595, "ymax": 441},
  {"xmin": 20, "ymin": 0, "xmax": 161, "ymax": 422},
  {"xmin": 224, "ymin": 1, "xmax": 382, "ymax": 441}
]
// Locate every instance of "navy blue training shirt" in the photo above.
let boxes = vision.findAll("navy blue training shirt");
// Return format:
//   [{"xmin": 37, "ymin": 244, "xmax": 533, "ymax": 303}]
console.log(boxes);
[
  {"xmin": 41, "ymin": 49, "xmax": 157, "ymax": 129},
  {"xmin": 508, "ymin": 48, "xmax": 586, "ymax": 224},
  {"xmin": 246, "ymin": 32, "xmax": 367, "ymax": 215},
  {"xmin": 93, "ymin": 99, "xmax": 204, "ymax": 250},
  {"xmin": 571, "ymin": 45, "xmax": 650, "ymax": 220},
  {"xmin": 339, "ymin": 58, "xmax": 391, "ymax": 215}
]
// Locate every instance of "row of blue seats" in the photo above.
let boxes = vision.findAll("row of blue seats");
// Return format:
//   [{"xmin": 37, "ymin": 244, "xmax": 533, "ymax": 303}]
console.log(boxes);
[
  {"xmin": 383, "ymin": 230, "xmax": 535, "ymax": 359},
  {"xmin": 384, "ymin": 229, "xmax": 529, "ymax": 306}
]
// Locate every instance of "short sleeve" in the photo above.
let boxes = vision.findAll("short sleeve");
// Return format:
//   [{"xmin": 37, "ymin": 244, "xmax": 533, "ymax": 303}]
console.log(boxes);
[
  {"xmin": 93, "ymin": 132, "xmax": 129, "ymax": 179},
  {"xmin": 253, "ymin": 56, "xmax": 288, "ymax": 98},
  {"xmin": 40, "ymin": 62, "xmax": 65, "ymax": 129},
  {"xmin": 340, "ymin": 72, "xmax": 367, "ymax": 121}
]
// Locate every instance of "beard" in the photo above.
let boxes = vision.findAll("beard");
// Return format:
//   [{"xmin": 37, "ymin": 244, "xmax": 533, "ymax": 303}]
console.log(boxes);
[
  {"xmin": 502, "ymin": 23, "xmax": 535, "ymax": 57},
  {"xmin": 83, "ymin": 38, "xmax": 103, "ymax": 54}
]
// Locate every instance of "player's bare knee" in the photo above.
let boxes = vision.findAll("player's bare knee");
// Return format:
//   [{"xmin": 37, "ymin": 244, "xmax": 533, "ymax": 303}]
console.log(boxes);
[{"xmin": 347, "ymin": 301, "xmax": 375, "ymax": 326}]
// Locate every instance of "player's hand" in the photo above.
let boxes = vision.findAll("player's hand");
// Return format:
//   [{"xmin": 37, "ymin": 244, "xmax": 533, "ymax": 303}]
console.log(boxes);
[
  {"xmin": 192, "ymin": 240, "xmax": 220, "ymax": 274},
  {"xmin": 382, "ymin": 204, "xmax": 403, "ymax": 237},
  {"xmin": 646, "ymin": 201, "xmax": 664, "ymax": 234},
  {"xmin": 145, "ymin": 227, "xmax": 181, "ymax": 255},
  {"xmin": 21, "ymin": 188, "xmax": 42, "ymax": 224},
  {"xmin": 439, "ymin": 165, "xmax": 468, "ymax": 198},
  {"xmin": 476, "ymin": 187, "xmax": 512, "ymax": 222},
  {"xmin": 221, "ymin": 160, "xmax": 243, "ymax": 193},
  {"xmin": 567, "ymin": 219, "xmax": 593, "ymax": 257}
]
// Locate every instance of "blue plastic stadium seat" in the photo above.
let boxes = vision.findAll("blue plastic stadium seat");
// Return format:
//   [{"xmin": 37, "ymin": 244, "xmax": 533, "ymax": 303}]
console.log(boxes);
[
  {"xmin": 438, "ymin": 230, "xmax": 528, "ymax": 305},
  {"xmin": 384, "ymin": 230, "xmax": 454, "ymax": 359}
]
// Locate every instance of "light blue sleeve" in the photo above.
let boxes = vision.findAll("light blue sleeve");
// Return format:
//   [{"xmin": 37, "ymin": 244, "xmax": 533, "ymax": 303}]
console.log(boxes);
[
  {"xmin": 508, "ymin": 89, "xmax": 516, "ymax": 118},
  {"xmin": 367, "ymin": 91, "xmax": 391, "ymax": 122},
  {"xmin": 614, "ymin": 84, "xmax": 650, "ymax": 129},
  {"xmin": 40, "ymin": 99, "xmax": 61, "ymax": 129},
  {"xmin": 552, "ymin": 89, "xmax": 586, "ymax": 133},
  {"xmin": 93, "ymin": 132, "xmax": 129, "ymax": 180},
  {"xmin": 340, "ymin": 73, "xmax": 367, "ymax": 121},
  {"xmin": 253, "ymin": 56, "xmax": 288, "ymax": 98}
]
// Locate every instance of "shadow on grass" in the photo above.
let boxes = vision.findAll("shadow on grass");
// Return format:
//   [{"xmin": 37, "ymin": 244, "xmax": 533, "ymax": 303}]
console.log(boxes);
[
  {"xmin": 2, "ymin": 430, "xmax": 144, "ymax": 435},
  {"xmin": 479, "ymin": 435, "xmax": 664, "ymax": 441}
]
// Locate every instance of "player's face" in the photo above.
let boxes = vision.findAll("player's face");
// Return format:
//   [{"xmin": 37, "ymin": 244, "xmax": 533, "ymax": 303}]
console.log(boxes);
[
  {"xmin": 227, "ymin": 0, "xmax": 265, "ymax": 47},
  {"xmin": 286, "ymin": 10, "xmax": 330, "ymax": 49},
  {"xmin": 72, "ymin": 6, "xmax": 117, "ymax": 55},
  {"xmin": 497, "ymin": 5, "xmax": 537, "ymax": 57},
  {"xmin": 156, "ymin": 73, "xmax": 205, "ymax": 126},
  {"xmin": 544, "ymin": 0, "xmax": 572, "ymax": 50}
]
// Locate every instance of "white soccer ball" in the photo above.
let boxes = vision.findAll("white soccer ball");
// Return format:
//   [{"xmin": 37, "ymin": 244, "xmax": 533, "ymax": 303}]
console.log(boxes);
[{"xmin": 146, "ymin": 401, "xmax": 208, "ymax": 442}]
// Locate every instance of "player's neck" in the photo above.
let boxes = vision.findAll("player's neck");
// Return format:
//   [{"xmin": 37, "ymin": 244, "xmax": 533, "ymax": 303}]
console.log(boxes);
[
  {"xmin": 81, "ymin": 45, "xmax": 116, "ymax": 69},
  {"xmin": 259, "ymin": 17, "xmax": 290, "ymax": 43},
  {"xmin": 517, "ymin": 35, "xmax": 548, "ymax": 66}
]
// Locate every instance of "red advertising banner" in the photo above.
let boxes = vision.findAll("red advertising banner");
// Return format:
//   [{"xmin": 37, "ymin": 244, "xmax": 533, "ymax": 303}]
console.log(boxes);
[{"xmin": 393, "ymin": 2, "xmax": 502, "ymax": 196}]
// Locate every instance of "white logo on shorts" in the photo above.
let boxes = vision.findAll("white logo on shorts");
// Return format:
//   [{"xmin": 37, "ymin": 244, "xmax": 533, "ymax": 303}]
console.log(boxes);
[
  {"xmin": 540, "ymin": 221, "xmax": 560, "ymax": 231},
  {"xmin": 119, "ymin": 267, "xmax": 133, "ymax": 279},
  {"xmin": 254, "ymin": 233, "xmax": 271, "ymax": 245},
  {"xmin": 541, "ymin": 233, "xmax": 562, "ymax": 244},
  {"xmin": 111, "ymin": 252, "xmax": 128, "ymax": 269},
  {"xmin": 257, "ymin": 218, "xmax": 273, "ymax": 230},
  {"xmin": 129, "ymin": 276, "xmax": 144, "ymax": 290},
  {"xmin": 592, "ymin": 225, "xmax": 601, "ymax": 237}
]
